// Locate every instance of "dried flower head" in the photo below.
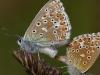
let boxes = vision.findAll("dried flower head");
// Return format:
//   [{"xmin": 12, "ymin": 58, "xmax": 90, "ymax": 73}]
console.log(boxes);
[{"xmin": 13, "ymin": 50, "xmax": 62, "ymax": 75}]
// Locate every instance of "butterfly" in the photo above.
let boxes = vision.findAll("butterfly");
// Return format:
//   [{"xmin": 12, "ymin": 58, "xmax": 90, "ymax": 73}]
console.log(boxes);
[
  {"xmin": 17, "ymin": 0, "xmax": 71, "ymax": 58},
  {"xmin": 57, "ymin": 32, "xmax": 100, "ymax": 75},
  {"xmin": 13, "ymin": 50, "xmax": 62, "ymax": 75}
]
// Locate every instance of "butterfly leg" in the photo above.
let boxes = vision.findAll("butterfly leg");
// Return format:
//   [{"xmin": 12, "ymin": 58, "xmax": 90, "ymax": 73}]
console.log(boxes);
[
  {"xmin": 57, "ymin": 66, "xmax": 67, "ymax": 69},
  {"xmin": 39, "ymin": 47, "xmax": 58, "ymax": 58},
  {"xmin": 38, "ymin": 52, "xmax": 41, "ymax": 61}
]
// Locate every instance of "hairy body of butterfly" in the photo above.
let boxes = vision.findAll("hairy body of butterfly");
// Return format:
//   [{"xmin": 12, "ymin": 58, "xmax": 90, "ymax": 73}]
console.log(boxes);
[
  {"xmin": 17, "ymin": 0, "xmax": 71, "ymax": 58},
  {"xmin": 18, "ymin": 38, "xmax": 58, "ymax": 58},
  {"xmin": 57, "ymin": 32, "xmax": 100, "ymax": 75},
  {"xmin": 13, "ymin": 50, "xmax": 62, "ymax": 75}
]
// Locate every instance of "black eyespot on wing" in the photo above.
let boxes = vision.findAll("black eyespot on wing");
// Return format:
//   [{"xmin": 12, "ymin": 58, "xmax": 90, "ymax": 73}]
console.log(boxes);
[{"xmin": 32, "ymin": 30, "xmax": 36, "ymax": 33}]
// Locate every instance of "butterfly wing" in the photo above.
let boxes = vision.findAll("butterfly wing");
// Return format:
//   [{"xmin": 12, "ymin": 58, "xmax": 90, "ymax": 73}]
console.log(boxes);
[
  {"xmin": 23, "ymin": 0, "xmax": 71, "ymax": 46},
  {"xmin": 67, "ymin": 32, "xmax": 100, "ymax": 73}
]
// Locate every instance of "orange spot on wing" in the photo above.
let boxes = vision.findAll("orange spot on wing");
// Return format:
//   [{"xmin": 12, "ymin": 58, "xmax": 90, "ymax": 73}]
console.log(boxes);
[{"xmin": 47, "ymin": 21, "xmax": 53, "ymax": 29}]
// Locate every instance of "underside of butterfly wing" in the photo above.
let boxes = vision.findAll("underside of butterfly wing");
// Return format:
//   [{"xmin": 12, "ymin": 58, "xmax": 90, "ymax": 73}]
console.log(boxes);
[
  {"xmin": 66, "ymin": 32, "xmax": 100, "ymax": 73},
  {"xmin": 23, "ymin": 0, "xmax": 71, "ymax": 46},
  {"xmin": 67, "ymin": 64, "xmax": 86, "ymax": 75}
]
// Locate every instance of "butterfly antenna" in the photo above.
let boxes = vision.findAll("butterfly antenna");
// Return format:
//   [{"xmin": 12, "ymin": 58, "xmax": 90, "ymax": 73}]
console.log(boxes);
[
  {"xmin": 15, "ymin": 34, "xmax": 22, "ymax": 39},
  {"xmin": 0, "ymin": 26, "xmax": 21, "ymax": 39}
]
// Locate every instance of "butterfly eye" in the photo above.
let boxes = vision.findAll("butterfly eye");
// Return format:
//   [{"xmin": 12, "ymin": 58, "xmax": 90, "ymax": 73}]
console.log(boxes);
[
  {"xmin": 17, "ymin": 37, "xmax": 22, "ymax": 46},
  {"xmin": 18, "ymin": 39, "xmax": 21, "ymax": 43}
]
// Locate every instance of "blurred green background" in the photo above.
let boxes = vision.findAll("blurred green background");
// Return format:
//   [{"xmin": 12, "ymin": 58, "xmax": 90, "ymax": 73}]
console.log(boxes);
[{"xmin": 0, "ymin": 0, "xmax": 100, "ymax": 75}]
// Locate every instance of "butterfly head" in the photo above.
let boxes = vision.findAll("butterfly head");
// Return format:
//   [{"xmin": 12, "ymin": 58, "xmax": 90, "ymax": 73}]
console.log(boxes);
[
  {"xmin": 17, "ymin": 37, "xmax": 32, "ymax": 52},
  {"xmin": 17, "ymin": 36, "xmax": 22, "ymax": 47},
  {"xmin": 17, "ymin": 36, "xmax": 43, "ymax": 53}
]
